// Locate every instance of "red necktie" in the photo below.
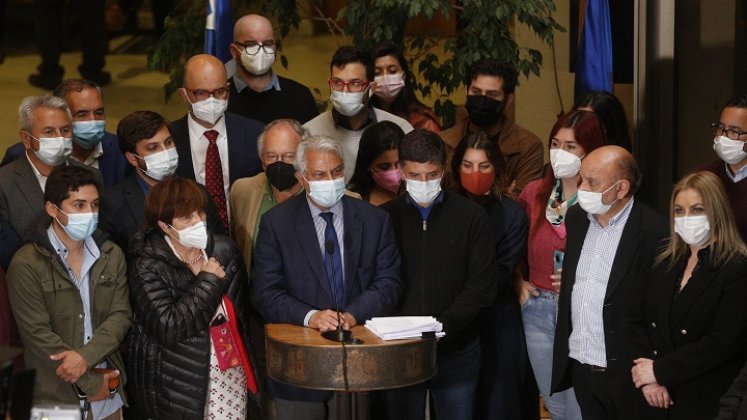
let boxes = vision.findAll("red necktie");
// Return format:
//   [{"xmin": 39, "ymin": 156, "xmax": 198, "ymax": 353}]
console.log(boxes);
[{"xmin": 204, "ymin": 130, "xmax": 228, "ymax": 231}]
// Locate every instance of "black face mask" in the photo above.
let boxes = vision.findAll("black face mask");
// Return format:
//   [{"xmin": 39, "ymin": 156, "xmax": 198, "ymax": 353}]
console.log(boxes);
[
  {"xmin": 465, "ymin": 95, "xmax": 505, "ymax": 127},
  {"xmin": 266, "ymin": 161, "xmax": 298, "ymax": 191}
]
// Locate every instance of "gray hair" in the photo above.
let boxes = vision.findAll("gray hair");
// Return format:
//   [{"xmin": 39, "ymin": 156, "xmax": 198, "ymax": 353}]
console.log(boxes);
[
  {"xmin": 18, "ymin": 95, "xmax": 72, "ymax": 133},
  {"xmin": 256, "ymin": 118, "xmax": 309, "ymax": 156},
  {"xmin": 294, "ymin": 135, "xmax": 344, "ymax": 176}
]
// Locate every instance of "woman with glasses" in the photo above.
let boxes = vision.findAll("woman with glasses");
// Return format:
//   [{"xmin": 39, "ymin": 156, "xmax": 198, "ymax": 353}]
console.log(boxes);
[
  {"xmin": 127, "ymin": 177, "xmax": 258, "ymax": 420},
  {"xmin": 370, "ymin": 42, "xmax": 441, "ymax": 133},
  {"xmin": 349, "ymin": 121, "xmax": 405, "ymax": 205},
  {"xmin": 628, "ymin": 171, "xmax": 747, "ymax": 419}
]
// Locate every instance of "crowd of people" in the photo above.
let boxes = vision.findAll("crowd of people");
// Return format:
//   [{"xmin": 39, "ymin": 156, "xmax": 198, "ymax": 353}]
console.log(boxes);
[{"xmin": 1, "ymin": 11, "xmax": 747, "ymax": 420}]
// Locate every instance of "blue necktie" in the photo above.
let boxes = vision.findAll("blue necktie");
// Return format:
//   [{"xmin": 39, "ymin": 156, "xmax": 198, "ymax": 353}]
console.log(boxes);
[{"xmin": 320, "ymin": 212, "xmax": 344, "ymax": 308}]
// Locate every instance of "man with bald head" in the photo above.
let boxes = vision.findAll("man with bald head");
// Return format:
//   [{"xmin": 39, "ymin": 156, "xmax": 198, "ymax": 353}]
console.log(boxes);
[
  {"xmin": 172, "ymin": 53, "xmax": 264, "ymax": 231},
  {"xmin": 551, "ymin": 146, "xmax": 668, "ymax": 418},
  {"xmin": 227, "ymin": 14, "xmax": 318, "ymax": 124}
]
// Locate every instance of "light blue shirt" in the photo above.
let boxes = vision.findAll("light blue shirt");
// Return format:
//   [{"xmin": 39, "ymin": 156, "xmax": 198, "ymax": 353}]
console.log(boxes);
[
  {"xmin": 233, "ymin": 70, "xmax": 281, "ymax": 93},
  {"xmin": 725, "ymin": 161, "xmax": 747, "ymax": 183},
  {"xmin": 303, "ymin": 197, "xmax": 345, "ymax": 326},
  {"xmin": 47, "ymin": 225, "xmax": 123, "ymax": 418},
  {"xmin": 569, "ymin": 197, "xmax": 635, "ymax": 367}
]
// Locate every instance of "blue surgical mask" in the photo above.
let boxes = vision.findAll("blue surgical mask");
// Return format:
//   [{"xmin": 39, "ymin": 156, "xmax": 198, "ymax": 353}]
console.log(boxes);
[
  {"xmin": 306, "ymin": 177, "xmax": 345, "ymax": 208},
  {"xmin": 56, "ymin": 207, "xmax": 98, "ymax": 241},
  {"xmin": 72, "ymin": 120, "xmax": 106, "ymax": 149}
]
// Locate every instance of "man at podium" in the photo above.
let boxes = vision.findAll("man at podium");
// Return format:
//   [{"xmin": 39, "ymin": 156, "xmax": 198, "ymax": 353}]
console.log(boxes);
[{"xmin": 253, "ymin": 135, "xmax": 403, "ymax": 420}]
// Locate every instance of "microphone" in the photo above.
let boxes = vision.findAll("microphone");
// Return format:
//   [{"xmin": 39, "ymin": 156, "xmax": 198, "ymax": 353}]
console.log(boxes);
[{"xmin": 321, "ymin": 239, "xmax": 353, "ymax": 343}]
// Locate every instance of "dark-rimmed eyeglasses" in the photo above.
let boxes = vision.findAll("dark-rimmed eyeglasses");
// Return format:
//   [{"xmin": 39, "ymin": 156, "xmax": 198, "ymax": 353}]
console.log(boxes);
[
  {"xmin": 235, "ymin": 41, "xmax": 278, "ymax": 56},
  {"xmin": 184, "ymin": 87, "xmax": 229, "ymax": 101},
  {"xmin": 711, "ymin": 122, "xmax": 747, "ymax": 140},
  {"xmin": 328, "ymin": 78, "xmax": 369, "ymax": 93}
]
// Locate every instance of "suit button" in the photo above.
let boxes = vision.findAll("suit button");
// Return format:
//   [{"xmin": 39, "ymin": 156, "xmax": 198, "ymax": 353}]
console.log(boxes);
[
  {"xmin": 650, "ymin": 322, "xmax": 656, "ymax": 328},
  {"xmin": 680, "ymin": 329, "xmax": 687, "ymax": 335},
  {"xmin": 653, "ymin": 350, "xmax": 658, "ymax": 356},
  {"xmin": 79, "ymin": 314, "xmax": 83, "ymax": 319}
]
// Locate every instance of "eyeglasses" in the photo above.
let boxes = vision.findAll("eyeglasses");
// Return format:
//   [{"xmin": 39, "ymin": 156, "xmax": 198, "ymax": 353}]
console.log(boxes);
[
  {"xmin": 711, "ymin": 122, "xmax": 747, "ymax": 140},
  {"xmin": 328, "ymin": 78, "xmax": 370, "ymax": 93},
  {"xmin": 264, "ymin": 152, "xmax": 296, "ymax": 164},
  {"xmin": 234, "ymin": 41, "xmax": 278, "ymax": 56},
  {"xmin": 184, "ymin": 87, "xmax": 229, "ymax": 101}
]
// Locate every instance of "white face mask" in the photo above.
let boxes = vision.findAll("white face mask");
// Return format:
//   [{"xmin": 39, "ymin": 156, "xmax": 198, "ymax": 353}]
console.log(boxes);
[
  {"xmin": 31, "ymin": 135, "xmax": 73, "ymax": 166},
  {"xmin": 577, "ymin": 180, "xmax": 621, "ymax": 215},
  {"xmin": 306, "ymin": 177, "xmax": 345, "ymax": 208},
  {"xmin": 330, "ymin": 85, "xmax": 370, "ymax": 117},
  {"xmin": 137, "ymin": 147, "xmax": 179, "ymax": 181},
  {"xmin": 713, "ymin": 135, "xmax": 747, "ymax": 165},
  {"xmin": 550, "ymin": 148, "xmax": 583, "ymax": 179},
  {"xmin": 239, "ymin": 49, "xmax": 275, "ymax": 76},
  {"xmin": 373, "ymin": 73, "xmax": 405, "ymax": 101},
  {"xmin": 188, "ymin": 95, "xmax": 227, "ymax": 125},
  {"xmin": 56, "ymin": 207, "xmax": 98, "ymax": 241},
  {"xmin": 171, "ymin": 220, "xmax": 208, "ymax": 249},
  {"xmin": 674, "ymin": 215, "xmax": 711, "ymax": 246},
  {"xmin": 406, "ymin": 177, "xmax": 442, "ymax": 206}
]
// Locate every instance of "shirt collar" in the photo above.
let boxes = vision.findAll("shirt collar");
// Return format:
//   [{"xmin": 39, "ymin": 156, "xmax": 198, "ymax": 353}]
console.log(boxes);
[
  {"xmin": 46, "ymin": 223, "xmax": 100, "ymax": 262},
  {"xmin": 587, "ymin": 196, "xmax": 635, "ymax": 229},
  {"xmin": 306, "ymin": 195, "xmax": 344, "ymax": 220},
  {"xmin": 187, "ymin": 112, "xmax": 228, "ymax": 138},
  {"xmin": 233, "ymin": 71, "xmax": 281, "ymax": 93},
  {"xmin": 405, "ymin": 190, "xmax": 444, "ymax": 220},
  {"xmin": 332, "ymin": 106, "xmax": 377, "ymax": 131},
  {"xmin": 70, "ymin": 141, "xmax": 104, "ymax": 166},
  {"xmin": 725, "ymin": 161, "xmax": 747, "ymax": 183}
]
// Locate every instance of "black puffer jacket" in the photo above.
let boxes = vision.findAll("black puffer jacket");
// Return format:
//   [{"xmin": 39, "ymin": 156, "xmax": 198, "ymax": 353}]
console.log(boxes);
[{"xmin": 126, "ymin": 227, "xmax": 257, "ymax": 420}]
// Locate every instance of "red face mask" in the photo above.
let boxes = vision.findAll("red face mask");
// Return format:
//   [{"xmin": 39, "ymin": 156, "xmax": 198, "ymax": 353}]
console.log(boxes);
[{"xmin": 460, "ymin": 170, "xmax": 496, "ymax": 196}]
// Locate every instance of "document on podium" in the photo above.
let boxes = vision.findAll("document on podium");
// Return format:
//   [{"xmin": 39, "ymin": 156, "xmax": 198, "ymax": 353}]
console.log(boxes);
[{"xmin": 365, "ymin": 316, "xmax": 445, "ymax": 340}]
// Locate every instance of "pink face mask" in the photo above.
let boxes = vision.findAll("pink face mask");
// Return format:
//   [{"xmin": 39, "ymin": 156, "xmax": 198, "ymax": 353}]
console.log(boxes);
[{"xmin": 371, "ymin": 168, "xmax": 402, "ymax": 193}]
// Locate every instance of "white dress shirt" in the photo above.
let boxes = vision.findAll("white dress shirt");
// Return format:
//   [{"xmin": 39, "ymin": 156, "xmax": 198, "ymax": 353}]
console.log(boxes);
[
  {"xmin": 725, "ymin": 161, "xmax": 747, "ymax": 183},
  {"xmin": 187, "ymin": 114, "xmax": 231, "ymax": 216}
]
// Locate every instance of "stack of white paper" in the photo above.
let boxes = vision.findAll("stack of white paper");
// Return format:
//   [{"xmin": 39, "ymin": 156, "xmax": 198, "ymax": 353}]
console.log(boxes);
[{"xmin": 365, "ymin": 316, "xmax": 445, "ymax": 340}]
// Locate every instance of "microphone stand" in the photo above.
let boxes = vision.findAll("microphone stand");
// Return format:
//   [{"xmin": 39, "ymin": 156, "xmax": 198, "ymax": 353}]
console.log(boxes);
[{"xmin": 322, "ymin": 240, "xmax": 353, "ymax": 343}]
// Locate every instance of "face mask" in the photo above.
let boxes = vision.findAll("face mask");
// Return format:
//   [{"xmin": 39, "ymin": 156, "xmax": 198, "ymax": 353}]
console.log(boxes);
[
  {"xmin": 188, "ymin": 95, "xmax": 227, "ymax": 125},
  {"xmin": 577, "ymin": 180, "xmax": 621, "ymax": 215},
  {"xmin": 466, "ymin": 95, "xmax": 505, "ymax": 127},
  {"xmin": 171, "ymin": 220, "xmax": 208, "ymax": 249},
  {"xmin": 266, "ymin": 161, "xmax": 298, "ymax": 191},
  {"xmin": 371, "ymin": 168, "xmax": 401, "ymax": 193},
  {"xmin": 56, "ymin": 207, "xmax": 98, "ymax": 241},
  {"xmin": 137, "ymin": 147, "xmax": 179, "ymax": 181},
  {"xmin": 406, "ymin": 177, "xmax": 442, "ymax": 206},
  {"xmin": 373, "ymin": 73, "xmax": 405, "ymax": 101},
  {"xmin": 239, "ymin": 49, "xmax": 275, "ymax": 76},
  {"xmin": 307, "ymin": 177, "xmax": 345, "ymax": 208},
  {"xmin": 330, "ymin": 85, "xmax": 370, "ymax": 117},
  {"xmin": 72, "ymin": 120, "xmax": 106, "ymax": 149},
  {"xmin": 31, "ymin": 135, "xmax": 73, "ymax": 166},
  {"xmin": 713, "ymin": 135, "xmax": 747, "ymax": 165},
  {"xmin": 550, "ymin": 148, "xmax": 583, "ymax": 179},
  {"xmin": 674, "ymin": 215, "xmax": 711, "ymax": 246},
  {"xmin": 460, "ymin": 170, "xmax": 496, "ymax": 196}
]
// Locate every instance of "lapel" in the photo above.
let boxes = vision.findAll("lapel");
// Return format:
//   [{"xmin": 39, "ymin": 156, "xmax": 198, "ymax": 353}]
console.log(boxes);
[
  {"xmin": 13, "ymin": 157, "xmax": 44, "ymax": 212},
  {"xmin": 341, "ymin": 197, "xmax": 362, "ymax": 303},
  {"xmin": 123, "ymin": 174, "xmax": 146, "ymax": 228},
  {"xmin": 87, "ymin": 241, "xmax": 109, "ymax": 304},
  {"xmin": 654, "ymin": 264, "xmax": 678, "ymax": 349},
  {"xmin": 670, "ymin": 257, "xmax": 719, "ymax": 325},
  {"xmin": 172, "ymin": 116, "xmax": 196, "ymax": 180},
  {"xmin": 564, "ymin": 206, "xmax": 591, "ymax": 293},
  {"xmin": 223, "ymin": 114, "xmax": 242, "ymax": 183},
  {"xmin": 604, "ymin": 201, "xmax": 643, "ymax": 301},
  {"xmin": 292, "ymin": 195, "xmax": 333, "ymax": 303}
]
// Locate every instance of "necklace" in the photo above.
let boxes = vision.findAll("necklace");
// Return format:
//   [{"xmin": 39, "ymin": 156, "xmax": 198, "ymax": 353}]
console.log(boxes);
[{"xmin": 182, "ymin": 251, "xmax": 203, "ymax": 265}]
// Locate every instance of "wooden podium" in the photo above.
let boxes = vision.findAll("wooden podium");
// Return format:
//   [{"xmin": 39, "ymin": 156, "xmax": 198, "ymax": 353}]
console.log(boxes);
[{"xmin": 266, "ymin": 324, "xmax": 437, "ymax": 419}]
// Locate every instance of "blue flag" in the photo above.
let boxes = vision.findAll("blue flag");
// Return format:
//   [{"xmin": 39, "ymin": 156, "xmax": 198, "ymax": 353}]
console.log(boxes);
[
  {"xmin": 205, "ymin": 0, "xmax": 232, "ymax": 63},
  {"xmin": 574, "ymin": 0, "xmax": 613, "ymax": 99}
]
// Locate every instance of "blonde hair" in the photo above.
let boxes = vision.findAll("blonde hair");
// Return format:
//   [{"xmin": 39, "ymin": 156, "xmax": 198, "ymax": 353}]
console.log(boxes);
[{"xmin": 657, "ymin": 171, "xmax": 747, "ymax": 267}]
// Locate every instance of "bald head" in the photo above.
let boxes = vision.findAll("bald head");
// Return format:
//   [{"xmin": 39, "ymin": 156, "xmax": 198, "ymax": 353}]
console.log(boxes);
[
  {"xmin": 183, "ymin": 54, "xmax": 227, "ymax": 88},
  {"xmin": 234, "ymin": 14, "xmax": 274, "ymax": 41},
  {"xmin": 580, "ymin": 145, "xmax": 641, "ymax": 197}
]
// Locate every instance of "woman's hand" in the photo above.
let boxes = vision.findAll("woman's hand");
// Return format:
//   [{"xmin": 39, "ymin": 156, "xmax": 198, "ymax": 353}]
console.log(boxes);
[
  {"xmin": 641, "ymin": 383, "xmax": 673, "ymax": 408},
  {"xmin": 201, "ymin": 257, "xmax": 226, "ymax": 279},
  {"xmin": 518, "ymin": 280, "xmax": 536, "ymax": 305},
  {"xmin": 632, "ymin": 358, "xmax": 657, "ymax": 388}
]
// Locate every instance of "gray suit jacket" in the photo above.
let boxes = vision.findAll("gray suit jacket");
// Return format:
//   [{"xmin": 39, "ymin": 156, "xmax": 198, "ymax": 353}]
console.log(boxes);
[{"xmin": 0, "ymin": 154, "xmax": 101, "ymax": 241}]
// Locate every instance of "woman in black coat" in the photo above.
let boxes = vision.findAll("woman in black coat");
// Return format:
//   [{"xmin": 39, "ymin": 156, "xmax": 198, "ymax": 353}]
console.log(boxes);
[
  {"xmin": 628, "ymin": 171, "xmax": 747, "ymax": 419},
  {"xmin": 127, "ymin": 178, "xmax": 258, "ymax": 420}
]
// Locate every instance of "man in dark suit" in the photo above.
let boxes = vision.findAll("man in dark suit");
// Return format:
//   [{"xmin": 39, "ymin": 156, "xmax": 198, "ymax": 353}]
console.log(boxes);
[
  {"xmin": 253, "ymin": 135, "xmax": 402, "ymax": 419},
  {"xmin": 100, "ymin": 111, "xmax": 225, "ymax": 255},
  {"xmin": 551, "ymin": 145, "xmax": 668, "ymax": 419},
  {"xmin": 1, "ymin": 79, "xmax": 129, "ymax": 188},
  {"xmin": 0, "ymin": 95, "xmax": 101, "ymax": 242},
  {"xmin": 172, "ymin": 54, "xmax": 264, "ymax": 231}
]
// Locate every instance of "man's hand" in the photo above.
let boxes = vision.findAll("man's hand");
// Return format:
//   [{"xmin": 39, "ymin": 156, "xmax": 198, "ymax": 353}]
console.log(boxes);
[
  {"xmin": 88, "ymin": 370, "xmax": 120, "ymax": 402},
  {"xmin": 50, "ymin": 350, "xmax": 88, "ymax": 383},
  {"xmin": 632, "ymin": 358, "xmax": 657, "ymax": 388},
  {"xmin": 309, "ymin": 310, "xmax": 341, "ymax": 332},
  {"xmin": 341, "ymin": 312, "xmax": 357, "ymax": 330},
  {"xmin": 641, "ymin": 383, "xmax": 673, "ymax": 408}
]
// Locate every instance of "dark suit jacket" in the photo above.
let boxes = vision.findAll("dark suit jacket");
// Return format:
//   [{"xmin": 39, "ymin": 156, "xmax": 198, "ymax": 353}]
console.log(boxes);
[
  {"xmin": 252, "ymin": 194, "xmax": 402, "ymax": 401},
  {"xmin": 628, "ymin": 251, "xmax": 747, "ymax": 419},
  {"xmin": 100, "ymin": 172, "xmax": 227, "ymax": 256},
  {"xmin": 1, "ymin": 132, "xmax": 130, "ymax": 188},
  {"xmin": 551, "ymin": 200, "xmax": 669, "ymax": 396},
  {"xmin": 172, "ymin": 113, "xmax": 263, "ymax": 186},
  {"xmin": 0, "ymin": 214, "xmax": 20, "ymax": 271}
]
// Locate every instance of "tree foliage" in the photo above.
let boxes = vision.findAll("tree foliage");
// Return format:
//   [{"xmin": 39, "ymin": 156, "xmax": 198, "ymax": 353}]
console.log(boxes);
[{"xmin": 148, "ymin": 0, "xmax": 563, "ymax": 127}]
